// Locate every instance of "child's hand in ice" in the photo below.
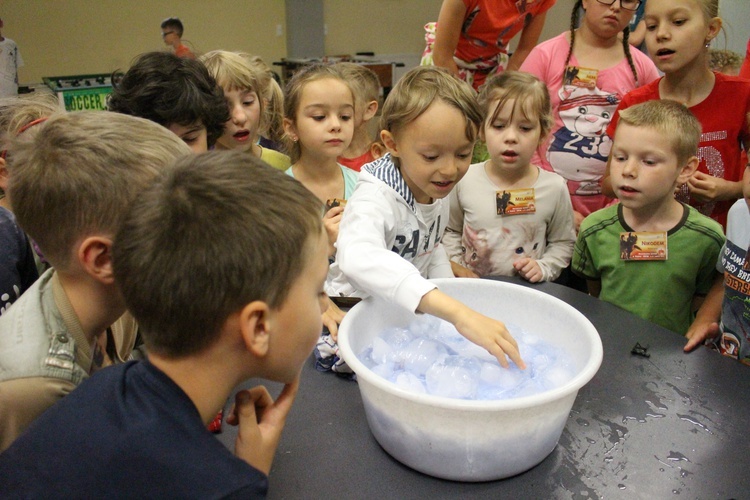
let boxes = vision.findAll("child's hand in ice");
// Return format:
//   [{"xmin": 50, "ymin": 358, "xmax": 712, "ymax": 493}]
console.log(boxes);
[
  {"xmin": 513, "ymin": 258, "xmax": 543, "ymax": 283},
  {"xmin": 454, "ymin": 309, "xmax": 526, "ymax": 369},
  {"xmin": 418, "ymin": 289, "xmax": 525, "ymax": 369}
]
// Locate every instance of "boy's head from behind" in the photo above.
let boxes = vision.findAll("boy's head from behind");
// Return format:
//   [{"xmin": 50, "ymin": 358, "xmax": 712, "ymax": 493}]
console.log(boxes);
[
  {"xmin": 477, "ymin": 71, "xmax": 553, "ymax": 145},
  {"xmin": 108, "ymin": 51, "xmax": 229, "ymax": 151},
  {"xmin": 8, "ymin": 111, "xmax": 191, "ymax": 271},
  {"xmin": 113, "ymin": 151, "xmax": 327, "ymax": 380},
  {"xmin": 334, "ymin": 62, "xmax": 380, "ymax": 128}
]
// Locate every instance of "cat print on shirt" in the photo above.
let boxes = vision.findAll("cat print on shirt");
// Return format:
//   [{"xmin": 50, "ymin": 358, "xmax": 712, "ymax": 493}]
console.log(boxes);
[{"xmin": 459, "ymin": 222, "xmax": 545, "ymax": 277}]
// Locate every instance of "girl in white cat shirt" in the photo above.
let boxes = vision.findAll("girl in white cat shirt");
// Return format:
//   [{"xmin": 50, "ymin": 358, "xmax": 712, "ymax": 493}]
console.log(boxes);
[{"xmin": 444, "ymin": 71, "xmax": 576, "ymax": 282}]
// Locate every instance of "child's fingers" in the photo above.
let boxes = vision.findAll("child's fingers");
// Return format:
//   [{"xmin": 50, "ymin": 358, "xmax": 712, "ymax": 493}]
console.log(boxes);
[
  {"xmin": 229, "ymin": 387, "xmax": 272, "ymax": 426},
  {"xmin": 271, "ymin": 378, "xmax": 301, "ymax": 420},
  {"xmin": 324, "ymin": 206, "xmax": 345, "ymax": 219},
  {"xmin": 322, "ymin": 310, "xmax": 339, "ymax": 341}
]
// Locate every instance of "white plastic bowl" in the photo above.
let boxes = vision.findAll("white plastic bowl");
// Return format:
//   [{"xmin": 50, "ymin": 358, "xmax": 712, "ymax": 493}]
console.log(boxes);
[{"xmin": 338, "ymin": 278, "xmax": 602, "ymax": 482}]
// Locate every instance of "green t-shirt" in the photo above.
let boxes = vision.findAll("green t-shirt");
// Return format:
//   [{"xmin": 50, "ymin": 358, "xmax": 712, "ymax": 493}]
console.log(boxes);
[{"xmin": 573, "ymin": 203, "xmax": 724, "ymax": 334}]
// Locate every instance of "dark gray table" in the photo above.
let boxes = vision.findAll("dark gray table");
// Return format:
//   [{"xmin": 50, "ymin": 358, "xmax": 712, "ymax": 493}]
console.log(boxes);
[{"xmin": 217, "ymin": 277, "xmax": 750, "ymax": 499}]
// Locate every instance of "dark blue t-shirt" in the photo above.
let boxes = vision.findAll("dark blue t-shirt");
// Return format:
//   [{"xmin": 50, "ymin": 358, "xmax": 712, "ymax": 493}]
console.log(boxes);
[
  {"xmin": 0, "ymin": 206, "xmax": 38, "ymax": 315},
  {"xmin": 0, "ymin": 360, "xmax": 268, "ymax": 499}
]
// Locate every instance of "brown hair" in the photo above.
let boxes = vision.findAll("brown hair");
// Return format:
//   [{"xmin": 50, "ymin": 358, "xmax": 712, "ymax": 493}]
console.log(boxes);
[
  {"xmin": 8, "ymin": 111, "xmax": 191, "ymax": 269},
  {"xmin": 113, "ymin": 151, "xmax": 324, "ymax": 357},
  {"xmin": 478, "ymin": 71, "xmax": 553, "ymax": 142}
]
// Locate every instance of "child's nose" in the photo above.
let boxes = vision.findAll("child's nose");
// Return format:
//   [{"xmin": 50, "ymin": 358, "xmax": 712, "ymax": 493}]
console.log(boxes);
[
  {"xmin": 231, "ymin": 105, "xmax": 246, "ymax": 124},
  {"xmin": 621, "ymin": 159, "xmax": 637, "ymax": 177},
  {"xmin": 655, "ymin": 24, "xmax": 670, "ymax": 41}
]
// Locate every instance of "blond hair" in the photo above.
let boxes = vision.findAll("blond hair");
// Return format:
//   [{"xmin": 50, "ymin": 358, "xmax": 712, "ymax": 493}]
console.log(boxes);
[
  {"xmin": 113, "ymin": 151, "xmax": 324, "ymax": 357},
  {"xmin": 0, "ymin": 94, "xmax": 61, "ymax": 197},
  {"xmin": 478, "ymin": 71, "xmax": 553, "ymax": 142},
  {"xmin": 617, "ymin": 100, "xmax": 701, "ymax": 164},
  {"xmin": 237, "ymin": 53, "xmax": 285, "ymax": 146},
  {"xmin": 380, "ymin": 66, "xmax": 481, "ymax": 143},
  {"xmin": 0, "ymin": 94, "xmax": 60, "ymax": 141},
  {"xmin": 334, "ymin": 62, "xmax": 380, "ymax": 108},
  {"xmin": 283, "ymin": 64, "xmax": 354, "ymax": 163},
  {"xmin": 708, "ymin": 49, "xmax": 742, "ymax": 74},
  {"xmin": 200, "ymin": 50, "xmax": 265, "ymax": 118},
  {"xmin": 8, "ymin": 111, "xmax": 191, "ymax": 270}
]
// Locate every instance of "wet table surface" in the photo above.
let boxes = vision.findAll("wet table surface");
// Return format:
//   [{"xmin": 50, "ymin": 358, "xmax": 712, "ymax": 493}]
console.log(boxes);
[{"xmin": 217, "ymin": 277, "xmax": 750, "ymax": 499}]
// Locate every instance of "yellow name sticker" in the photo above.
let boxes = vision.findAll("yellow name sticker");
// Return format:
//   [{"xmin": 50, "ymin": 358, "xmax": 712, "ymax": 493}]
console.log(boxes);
[
  {"xmin": 563, "ymin": 66, "xmax": 599, "ymax": 90},
  {"xmin": 620, "ymin": 231, "xmax": 668, "ymax": 261},
  {"xmin": 496, "ymin": 188, "xmax": 536, "ymax": 216}
]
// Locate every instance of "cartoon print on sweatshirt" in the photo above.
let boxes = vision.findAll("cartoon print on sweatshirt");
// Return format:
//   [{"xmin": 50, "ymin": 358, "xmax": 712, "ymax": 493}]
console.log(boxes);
[
  {"xmin": 547, "ymin": 86, "xmax": 620, "ymax": 196},
  {"xmin": 459, "ymin": 221, "xmax": 545, "ymax": 276}
]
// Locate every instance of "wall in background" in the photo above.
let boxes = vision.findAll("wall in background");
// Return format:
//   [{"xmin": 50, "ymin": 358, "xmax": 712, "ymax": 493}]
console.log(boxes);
[
  {"xmin": 5, "ymin": 1, "xmax": 746, "ymax": 86},
  {"xmin": 4, "ymin": 0, "xmax": 287, "ymax": 84}
]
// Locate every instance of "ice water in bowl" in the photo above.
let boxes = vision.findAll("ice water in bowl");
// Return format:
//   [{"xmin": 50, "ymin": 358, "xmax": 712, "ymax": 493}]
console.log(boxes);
[{"xmin": 359, "ymin": 315, "xmax": 574, "ymax": 400}]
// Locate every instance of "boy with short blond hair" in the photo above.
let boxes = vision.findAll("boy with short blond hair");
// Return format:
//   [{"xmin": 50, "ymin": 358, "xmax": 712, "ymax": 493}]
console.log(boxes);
[
  {"xmin": 0, "ymin": 151, "xmax": 329, "ymax": 497},
  {"xmin": 573, "ymin": 100, "xmax": 725, "ymax": 340},
  {"xmin": 0, "ymin": 111, "xmax": 191, "ymax": 451},
  {"xmin": 334, "ymin": 62, "xmax": 380, "ymax": 171}
]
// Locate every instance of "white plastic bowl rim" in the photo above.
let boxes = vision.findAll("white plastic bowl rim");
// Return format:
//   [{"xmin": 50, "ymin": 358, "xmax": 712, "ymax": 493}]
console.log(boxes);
[{"xmin": 338, "ymin": 281, "xmax": 603, "ymax": 413}]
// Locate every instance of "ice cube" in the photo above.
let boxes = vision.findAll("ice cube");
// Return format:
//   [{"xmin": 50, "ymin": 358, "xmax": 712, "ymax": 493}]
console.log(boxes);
[
  {"xmin": 541, "ymin": 365, "xmax": 573, "ymax": 390},
  {"xmin": 400, "ymin": 338, "xmax": 448, "ymax": 377},
  {"xmin": 381, "ymin": 327, "xmax": 414, "ymax": 350},
  {"xmin": 371, "ymin": 337, "xmax": 394, "ymax": 364},
  {"xmin": 394, "ymin": 372, "xmax": 426, "ymax": 394},
  {"xmin": 425, "ymin": 356, "xmax": 480, "ymax": 399},
  {"xmin": 370, "ymin": 362, "xmax": 396, "ymax": 381}
]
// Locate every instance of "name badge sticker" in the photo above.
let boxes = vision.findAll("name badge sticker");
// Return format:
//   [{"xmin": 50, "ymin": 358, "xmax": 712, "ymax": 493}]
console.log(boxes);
[
  {"xmin": 563, "ymin": 66, "xmax": 599, "ymax": 89},
  {"xmin": 620, "ymin": 231, "xmax": 668, "ymax": 261},
  {"xmin": 497, "ymin": 188, "xmax": 536, "ymax": 215}
]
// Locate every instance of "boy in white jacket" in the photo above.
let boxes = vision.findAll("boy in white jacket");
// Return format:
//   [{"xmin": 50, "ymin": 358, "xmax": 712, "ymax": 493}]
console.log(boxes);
[{"xmin": 329, "ymin": 67, "xmax": 525, "ymax": 369}]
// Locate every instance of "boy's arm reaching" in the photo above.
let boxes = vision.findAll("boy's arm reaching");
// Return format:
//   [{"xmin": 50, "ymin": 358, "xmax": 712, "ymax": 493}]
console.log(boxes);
[
  {"xmin": 417, "ymin": 288, "xmax": 525, "ymax": 369},
  {"xmin": 227, "ymin": 378, "xmax": 299, "ymax": 475}
]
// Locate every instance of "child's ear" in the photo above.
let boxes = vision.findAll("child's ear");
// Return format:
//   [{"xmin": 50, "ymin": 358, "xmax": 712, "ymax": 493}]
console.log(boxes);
[
  {"xmin": 380, "ymin": 130, "xmax": 399, "ymax": 157},
  {"xmin": 705, "ymin": 16, "xmax": 723, "ymax": 45},
  {"xmin": 677, "ymin": 156, "xmax": 699, "ymax": 185},
  {"xmin": 238, "ymin": 301, "xmax": 271, "ymax": 358},
  {"xmin": 363, "ymin": 100, "xmax": 379, "ymax": 122},
  {"xmin": 283, "ymin": 117, "xmax": 298, "ymax": 143},
  {"xmin": 78, "ymin": 236, "xmax": 115, "ymax": 285}
]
